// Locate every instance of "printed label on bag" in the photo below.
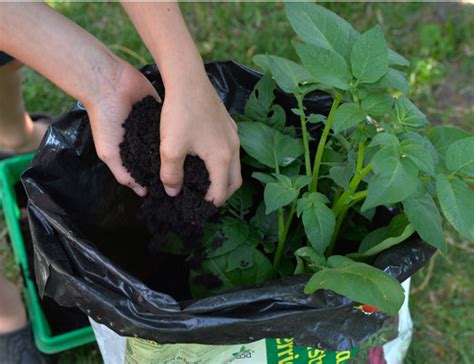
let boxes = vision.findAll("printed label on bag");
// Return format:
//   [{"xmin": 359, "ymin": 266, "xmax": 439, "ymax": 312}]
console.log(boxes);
[
  {"xmin": 265, "ymin": 338, "xmax": 358, "ymax": 363},
  {"xmin": 125, "ymin": 338, "xmax": 267, "ymax": 364},
  {"xmin": 125, "ymin": 337, "xmax": 358, "ymax": 364}
]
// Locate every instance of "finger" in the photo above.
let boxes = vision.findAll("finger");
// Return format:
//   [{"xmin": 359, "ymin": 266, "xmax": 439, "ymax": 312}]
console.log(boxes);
[
  {"xmin": 205, "ymin": 155, "xmax": 231, "ymax": 207},
  {"xmin": 229, "ymin": 117, "xmax": 238, "ymax": 132},
  {"xmin": 160, "ymin": 141, "xmax": 186, "ymax": 197},
  {"xmin": 97, "ymin": 150, "xmax": 147, "ymax": 197},
  {"xmin": 226, "ymin": 149, "xmax": 242, "ymax": 200}
]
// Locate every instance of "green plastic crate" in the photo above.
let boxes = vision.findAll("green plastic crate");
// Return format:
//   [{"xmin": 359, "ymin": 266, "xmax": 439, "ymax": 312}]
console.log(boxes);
[{"xmin": 0, "ymin": 154, "xmax": 95, "ymax": 354}]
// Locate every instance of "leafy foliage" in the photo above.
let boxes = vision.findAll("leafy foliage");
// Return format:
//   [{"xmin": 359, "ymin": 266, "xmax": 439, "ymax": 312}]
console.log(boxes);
[
  {"xmin": 189, "ymin": 3, "xmax": 473, "ymax": 317},
  {"xmin": 304, "ymin": 257, "xmax": 405, "ymax": 316}
]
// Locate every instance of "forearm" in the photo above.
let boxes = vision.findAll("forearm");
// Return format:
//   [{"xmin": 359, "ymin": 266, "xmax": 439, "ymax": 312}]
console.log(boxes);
[
  {"xmin": 121, "ymin": 2, "xmax": 207, "ymax": 90},
  {"xmin": 0, "ymin": 3, "xmax": 124, "ymax": 107}
]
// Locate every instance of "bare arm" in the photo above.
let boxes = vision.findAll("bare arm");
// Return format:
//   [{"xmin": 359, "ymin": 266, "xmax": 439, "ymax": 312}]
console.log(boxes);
[
  {"xmin": 0, "ymin": 3, "xmax": 121, "ymax": 107},
  {"xmin": 0, "ymin": 3, "xmax": 158, "ymax": 196},
  {"xmin": 122, "ymin": 2, "xmax": 242, "ymax": 205}
]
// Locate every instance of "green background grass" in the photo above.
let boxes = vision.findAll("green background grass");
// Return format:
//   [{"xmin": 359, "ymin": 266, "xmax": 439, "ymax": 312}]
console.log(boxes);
[{"xmin": 1, "ymin": 2, "xmax": 473, "ymax": 363}]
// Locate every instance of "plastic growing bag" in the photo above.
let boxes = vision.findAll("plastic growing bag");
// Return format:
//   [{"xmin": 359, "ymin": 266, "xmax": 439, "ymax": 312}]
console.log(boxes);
[{"xmin": 22, "ymin": 62, "xmax": 435, "ymax": 357}]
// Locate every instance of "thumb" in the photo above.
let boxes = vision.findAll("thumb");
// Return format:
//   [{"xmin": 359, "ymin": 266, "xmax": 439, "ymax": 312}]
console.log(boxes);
[{"xmin": 160, "ymin": 143, "xmax": 185, "ymax": 197}]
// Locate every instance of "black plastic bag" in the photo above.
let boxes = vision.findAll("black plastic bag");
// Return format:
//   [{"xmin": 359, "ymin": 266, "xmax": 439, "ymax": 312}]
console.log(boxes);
[{"xmin": 22, "ymin": 61, "xmax": 435, "ymax": 351}]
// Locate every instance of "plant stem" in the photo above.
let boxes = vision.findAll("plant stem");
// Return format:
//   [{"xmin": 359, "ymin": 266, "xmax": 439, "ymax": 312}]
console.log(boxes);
[
  {"xmin": 352, "ymin": 190, "xmax": 368, "ymax": 201},
  {"xmin": 355, "ymin": 124, "xmax": 365, "ymax": 175},
  {"xmin": 310, "ymin": 93, "xmax": 342, "ymax": 192},
  {"xmin": 326, "ymin": 190, "xmax": 368, "ymax": 256},
  {"xmin": 348, "ymin": 163, "xmax": 372, "ymax": 192},
  {"xmin": 332, "ymin": 164, "xmax": 372, "ymax": 216},
  {"xmin": 463, "ymin": 177, "xmax": 474, "ymax": 184},
  {"xmin": 272, "ymin": 202, "xmax": 297, "ymax": 277},
  {"xmin": 327, "ymin": 140, "xmax": 371, "ymax": 255},
  {"xmin": 296, "ymin": 95, "xmax": 312, "ymax": 176}
]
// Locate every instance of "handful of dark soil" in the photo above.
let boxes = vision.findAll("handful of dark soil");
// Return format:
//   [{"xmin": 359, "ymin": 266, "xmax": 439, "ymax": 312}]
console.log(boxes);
[{"xmin": 119, "ymin": 96, "xmax": 218, "ymax": 252}]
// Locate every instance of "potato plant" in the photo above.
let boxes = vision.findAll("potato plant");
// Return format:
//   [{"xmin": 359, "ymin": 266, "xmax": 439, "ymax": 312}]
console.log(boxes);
[{"xmin": 190, "ymin": 3, "xmax": 474, "ymax": 315}]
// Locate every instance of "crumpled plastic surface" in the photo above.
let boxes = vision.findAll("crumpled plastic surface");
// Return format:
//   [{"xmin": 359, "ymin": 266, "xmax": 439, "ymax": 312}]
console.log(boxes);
[{"xmin": 21, "ymin": 61, "xmax": 435, "ymax": 351}]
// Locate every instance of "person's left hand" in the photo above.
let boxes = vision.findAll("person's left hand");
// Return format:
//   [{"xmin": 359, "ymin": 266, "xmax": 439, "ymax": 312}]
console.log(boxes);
[{"xmin": 159, "ymin": 74, "xmax": 242, "ymax": 206}]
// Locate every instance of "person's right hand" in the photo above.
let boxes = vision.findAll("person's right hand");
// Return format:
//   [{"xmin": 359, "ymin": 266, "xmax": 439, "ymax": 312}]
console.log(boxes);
[{"xmin": 84, "ymin": 61, "xmax": 160, "ymax": 197}]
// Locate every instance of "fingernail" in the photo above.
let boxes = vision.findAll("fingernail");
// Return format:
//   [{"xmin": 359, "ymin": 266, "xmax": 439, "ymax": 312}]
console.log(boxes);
[
  {"xmin": 133, "ymin": 186, "xmax": 146, "ymax": 197},
  {"xmin": 164, "ymin": 186, "xmax": 179, "ymax": 197}
]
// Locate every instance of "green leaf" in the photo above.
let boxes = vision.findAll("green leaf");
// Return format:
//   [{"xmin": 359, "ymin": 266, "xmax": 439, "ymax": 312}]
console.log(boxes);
[
  {"xmin": 244, "ymin": 73, "xmax": 275, "ymax": 120},
  {"xmin": 351, "ymin": 25, "xmax": 389, "ymax": 84},
  {"xmin": 369, "ymin": 132, "xmax": 400, "ymax": 149},
  {"xmin": 388, "ymin": 48, "xmax": 409, "ymax": 67},
  {"xmin": 203, "ymin": 218, "xmax": 256, "ymax": 259},
  {"xmin": 348, "ymin": 214, "xmax": 416, "ymax": 258},
  {"xmin": 304, "ymin": 261, "xmax": 405, "ymax": 315},
  {"xmin": 361, "ymin": 94, "xmax": 393, "ymax": 115},
  {"xmin": 329, "ymin": 159, "xmax": 356, "ymax": 190},
  {"xmin": 308, "ymin": 114, "xmax": 327, "ymax": 124},
  {"xmin": 322, "ymin": 147, "xmax": 345, "ymax": 164},
  {"xmin": 226, "ymin": 249, "xmax": 273, "ymax": 285},
  {"xmin": 295, "ymin": 43, "xmax": 352, "ymax": 90},
  {"xmin": 362, "ymin": 146, "xmax": 419, "ymax": 210},
  {"xmin": 251, "ymin": 172, "xmax": 275, "ymax": 184},
  {"xmin": 238, "ymin": 122, "xmax": 304, "ymax": 168},
  {"xmin": 226, "ymin": 183, "xmax": 255, "ymax": 215},
  {"xmin": 428, "ymin": 126, "xmax": 472, "ymax": 160},
  {"xmin": 291, "ymin": 108, "xmax": 305, "ymax": 117},
  {"xmin": 253, "ymin": 54, "xmax": 314, "ymax": 94},
  {"xmin": 272, "ymin": 173, "xmax": 293, "ymax": 187},
  {"xmin": 331, "ymin": 103, "xmax": 367, "ymax": 134},
  {"xmin": 285, "ymin": 2, "xmax": 358, "ymax": 61},
  {"xmin": 272, "ymin": 130, "xmax": 304, "ymax": 168},
  {"xmin": 281, "ymin": 160, "xmax": 302, "ymax": 177},
  {"xmin": 394, "ymin": 96, "xmax": 428, "ymax": 129},
  {"xmin": 250, "ymin": 203, "xmax": 278, "ymax": 242},
  {"xmin": 327, "ymin": 255, "xmax": 354, "ymax": 268},
  {"xmin": 191, "ymin": 248, "xmax": 272, "ymax": 298},
  {"xmin": 402, "ymin": 193, "xmax": 446, "ymax": 253},
  {"xmin": 253, "ymin": 54, "xmax": 270, "ymax": 71},
  {"xmin": 268, "ymin": 104, "xmax": 286, "ymax": 130},
  {"xmin": 297, "ymin": 193, "xmax": 335, "ymax": 254},
  {"xmin": 226, "ymin": 246, "xmax": 254, "ymax": 272},
  {"xmin": 400, "ymin": 132, "xmax": 439, "ymax": 167},
  {"xmin": 445, "ymin": 137, "xmax": 474, "ymax": 177},
  {"xmin": 293, "ymin": 175, "xmax": 313, "ymax": 190},
  {"xmin": 264, "ymin": 182, "xmax": 298, "ymax": 214},
  {"xmin": 374, "ymin": 68, "xmax": 410, "ymax": 95},
  {"xmin": 436, "ymin": 174, "xmax": 474, "ymax": 241},
  {"xmin": 294, "ymin": 247, "xmax": 326, "ymax": 273},
  {"xmin": 294, "ymin": 256, "xmax": 305, "ymax": 275},
  {"xmin": 401, "ymin": 140, "xmax": 435, "ymax": 175},
  {"xmin": 296, "ymin": 192, "xmax": 330, "ymax": 216}
]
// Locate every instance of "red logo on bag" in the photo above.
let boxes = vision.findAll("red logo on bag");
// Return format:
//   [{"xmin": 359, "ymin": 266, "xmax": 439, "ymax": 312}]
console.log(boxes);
[{"xmin": 356, "ymin": 304, "xmax": 380, "ymax": 314}]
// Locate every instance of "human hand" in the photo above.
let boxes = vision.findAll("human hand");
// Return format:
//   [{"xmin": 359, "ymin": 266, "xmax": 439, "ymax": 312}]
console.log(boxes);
[
  {"xmin": 159, "ymin": 74, "xmax": 242, "ymax": 206},
  {"xmin": 85, "ymin": 61, "xmax": 160, "ymax": 197}
]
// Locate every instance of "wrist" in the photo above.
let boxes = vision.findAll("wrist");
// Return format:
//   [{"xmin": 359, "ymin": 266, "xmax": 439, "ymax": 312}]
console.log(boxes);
[
  {"xmin": 82, "ymin": 57, "xmax": 136, "ymax": 108},
  {"xmin": 160, "ymin": 53, "xmax": 208, "ymax": 91}
]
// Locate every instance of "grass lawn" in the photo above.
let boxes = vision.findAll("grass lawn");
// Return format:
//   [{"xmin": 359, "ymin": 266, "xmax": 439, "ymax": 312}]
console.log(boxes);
[{"xmin": 1, "ymin": 2, "xmax": 473, "ymax": 363}]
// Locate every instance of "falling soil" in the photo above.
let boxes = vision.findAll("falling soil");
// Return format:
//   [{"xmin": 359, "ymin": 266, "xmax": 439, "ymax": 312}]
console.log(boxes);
[{"xmin": 120, "ymin": 96, "xmax": 218, "ymax": 253}]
